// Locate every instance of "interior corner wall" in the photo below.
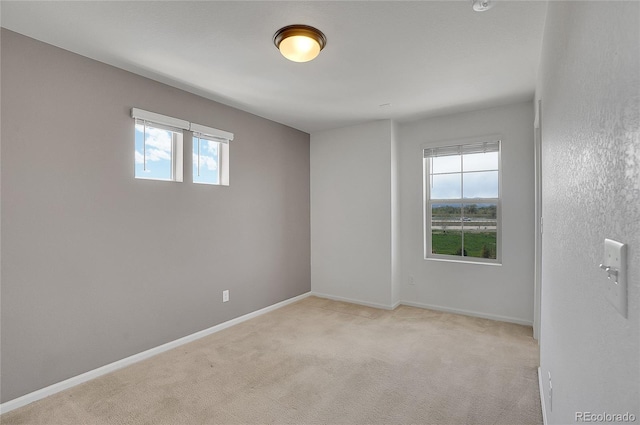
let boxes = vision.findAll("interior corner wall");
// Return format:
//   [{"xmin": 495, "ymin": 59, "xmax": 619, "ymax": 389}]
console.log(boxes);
[
  {"xmin": 0, "ymin": 29, "xmax": 310, "ymax": 403},
  {"xmin": 398, "ymin": 102, "xmax": 535, "ymax": 324},
  {"xmin": 391, "ymin": 121, "xmax": 401, "ymax": 307},
  {"xmin": 536, "ymin": 2, "xmax": 640, "ymax": 423},
  {"xmin": 310, "ymin": 120, "xmax": 393, "ymax": 308}
]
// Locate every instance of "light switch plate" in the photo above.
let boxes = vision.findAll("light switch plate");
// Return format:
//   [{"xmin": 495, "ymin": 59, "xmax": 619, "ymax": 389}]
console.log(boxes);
[{"xmin": 603, "ymin": 239, "xmax": 627, "ymax": 318}]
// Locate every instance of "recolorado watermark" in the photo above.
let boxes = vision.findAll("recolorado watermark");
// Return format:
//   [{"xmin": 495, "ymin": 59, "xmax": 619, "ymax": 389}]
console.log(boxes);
[{"xmin": 576, "ymin": 412, "xmax": 636, "ymax": 423}]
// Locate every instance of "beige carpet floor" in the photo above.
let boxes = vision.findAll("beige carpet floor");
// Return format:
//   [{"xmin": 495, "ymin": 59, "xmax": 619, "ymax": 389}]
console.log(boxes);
[{"xmin": 1, "ymin": 296, "xmax": 542, "ymax": 425}]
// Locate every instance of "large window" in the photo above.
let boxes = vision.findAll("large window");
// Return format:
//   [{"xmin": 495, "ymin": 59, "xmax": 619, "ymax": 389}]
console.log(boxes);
[{"xmin": 424, "ymin": 140, "xmax": 501, "ymax": 263}]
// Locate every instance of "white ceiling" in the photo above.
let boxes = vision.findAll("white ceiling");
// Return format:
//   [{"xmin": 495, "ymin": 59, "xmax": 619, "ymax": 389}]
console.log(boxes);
[{"xmin": 1, "ymin": 1, "xmax": 548, "ymax": 134}]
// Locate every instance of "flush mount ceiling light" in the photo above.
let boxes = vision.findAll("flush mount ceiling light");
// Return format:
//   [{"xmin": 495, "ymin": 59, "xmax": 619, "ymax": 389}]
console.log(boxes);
[
  {"xmin": 273, "ymin": 25, "xmax": 327, "ymax": 63},
  {"xmin": 471, "ymin": 0, "xmax": 494, "ymax": 12}
]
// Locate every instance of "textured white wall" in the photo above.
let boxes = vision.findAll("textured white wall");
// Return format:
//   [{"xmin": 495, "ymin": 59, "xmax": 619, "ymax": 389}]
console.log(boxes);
[
  {"xmin": 537, "ymin": 2, "xmax": 640, "ymax": 422},
  {"xmin": 399, "ymin": 102, "xmax": 535, "ymax": 324},
  {"xmin": 311, "ymin": 120, "xmax": 394, "ymax": 308}
]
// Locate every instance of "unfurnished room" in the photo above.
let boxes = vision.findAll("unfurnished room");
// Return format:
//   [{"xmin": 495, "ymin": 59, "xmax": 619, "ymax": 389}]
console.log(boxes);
[{"xmin": 0, "ymin": 1, "xmax": 638, "ymax": 424}]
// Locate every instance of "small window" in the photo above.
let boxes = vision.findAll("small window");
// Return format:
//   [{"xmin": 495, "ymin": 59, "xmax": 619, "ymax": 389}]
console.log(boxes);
[
  {"xmin": 193, "ymin": 136, "xmax": 220, "ymax": 185},
  {"xmin": 424, "ymin": 140, "xmax": 501, "ymax": 264},
  {"xmin": 132, "ymin": 109, "xmax": 187, "ymax": 182},
  {"xmin": 190, "ymin": 123, "xmax": 233, "ymax": 186},
  {"xmin": 135, "ymin": 120, "xmax": 183, "ymax": 181}
]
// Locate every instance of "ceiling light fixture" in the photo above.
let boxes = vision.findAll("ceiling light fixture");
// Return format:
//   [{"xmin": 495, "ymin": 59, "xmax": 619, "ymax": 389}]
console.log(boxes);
[
  {"xmin": 273, "ymin": 25, "xmax": 327, "ymax": 63},
  {"xmin": 471, "ymin": 0, "xmax": 494, "ymax": 12}
]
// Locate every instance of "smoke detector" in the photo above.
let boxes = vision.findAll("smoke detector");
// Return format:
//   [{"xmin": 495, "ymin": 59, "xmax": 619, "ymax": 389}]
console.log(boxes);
[{"xmin": 472, "ymin": 0, "xmax": 494, "ymax": 12}]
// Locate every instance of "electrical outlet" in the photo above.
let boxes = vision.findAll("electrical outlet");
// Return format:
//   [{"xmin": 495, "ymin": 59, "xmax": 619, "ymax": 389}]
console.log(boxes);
[
  {"xmin": 408, "ymin": 275, "xmax": 415, "ymax": 285},
  {"xmin": 222, "ymin": 290, "xmax": 229, "ymax": 303}
]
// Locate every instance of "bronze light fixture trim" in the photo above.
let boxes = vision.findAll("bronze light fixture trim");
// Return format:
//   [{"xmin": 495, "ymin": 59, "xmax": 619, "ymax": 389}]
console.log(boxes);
[{"xmin": 273, "ymin": 25, "xmax": 327, "ymax": 63}]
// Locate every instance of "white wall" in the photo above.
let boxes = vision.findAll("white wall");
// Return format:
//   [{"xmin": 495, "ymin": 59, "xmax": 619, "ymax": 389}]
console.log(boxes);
[
  {"xmin": 537, "ymin": 2, "xmax": 639, "ymax": 422},
  {"xmin": 391, "ymin": 121, "xmax": 401, "ymax": 307},
  {"xmin": 399, "ymin": 102, "xmax": 535, "ymax": 325},
  {"xmin": 311, "ymin": 120, "xmax": 394, "ymax": 308}
]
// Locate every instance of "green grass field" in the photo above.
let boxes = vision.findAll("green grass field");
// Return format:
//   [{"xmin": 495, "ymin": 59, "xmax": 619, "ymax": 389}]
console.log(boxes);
[{"xmin": 431, "ymin": 231, "xmax": 496, "ymax": 259}]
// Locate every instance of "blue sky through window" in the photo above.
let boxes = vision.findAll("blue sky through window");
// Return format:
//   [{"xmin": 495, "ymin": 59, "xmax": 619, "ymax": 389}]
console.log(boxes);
[
  {"xmin": 193, "ymin": 137, "xmax": 219, "ymax": 185},
  {"xmin": 429, "ymin": 151, "xmax": 498, "ymax": 199},
  {"xmin": 135, "ymin": 123, "xmax": 173, "ymax": 180}
]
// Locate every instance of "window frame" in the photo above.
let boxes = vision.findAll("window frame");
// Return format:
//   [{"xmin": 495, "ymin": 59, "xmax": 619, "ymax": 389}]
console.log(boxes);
[
  {"xmin": 131, "ymin": 108, "xmax": 234, "ymax": 186},
  {"xmin": 134, "ymin": 119, "xmax": 184, "ymax": 182},
  {"xmin": 189, "ymin": 122, "xmax": 233, "ymax": 187},
  {"xmin": 132, "ymin": 108, "xmax": 188, "ymax": 182},
  {"xmin": 423, "ymin": 137, "xmax": 503, "ymax": 265},
  {"xmin": 192, "ymin": 134, "xmax": 222, "ymax": 185}
]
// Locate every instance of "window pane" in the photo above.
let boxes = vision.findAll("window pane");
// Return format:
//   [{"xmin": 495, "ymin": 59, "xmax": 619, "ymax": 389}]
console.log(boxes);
[
  {"xmin": 431, "ymin": 155, "xmax": 461, "ymax": 174},
  {"xmin": 135, "ymin": 124, "xmax": 173, "ymax": 180},
  {"xmin": 462, "ymin": 203, "xmax": 497, "ymax": 259},
  {"xmin": 463, "ymin": 171, "xmax": 498, "ymax": 198},
  {"xmin": 463, "ymin": 151, "xmax": 499, "ymax": 172},
  {"xmin": 431, "ymin": 173, "xmax": 461, "ymax": 199},
  {"xmin": 425, "ymin": 141, "xmax": 500, "ymax": 262},
  {"xmin": 431, "ymin": 203, "xmax": 462, "ymax": 256},
  {"xmin": 193, "ymin": 137, "xmax": 220, "ymax": 185}
]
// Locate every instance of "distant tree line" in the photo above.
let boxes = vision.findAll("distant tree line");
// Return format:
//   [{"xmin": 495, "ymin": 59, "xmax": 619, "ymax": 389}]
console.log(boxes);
[{"xmin": 432, "ymin": 204, "xmax": 496, "ymax": 219}]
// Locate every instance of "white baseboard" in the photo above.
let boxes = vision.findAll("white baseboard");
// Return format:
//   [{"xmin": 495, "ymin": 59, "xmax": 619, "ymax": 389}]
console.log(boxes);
[
  {"xmin": 0, "ymin": 291, "xmax": 312, "ymax": 415},
  {"xmin": 308, "ymin": 293, "xmax": 532, "ymax": 326},
  {"xmin": 400, "ymin": 300, "xmax": 533, "ymax": 326},
  {"xmin": 311, "ymin": 292, "xmax": 396, "ymax": 310},
  {"xmin": 0, "ymin": 291, "xmax": 533, "ymax": 415},
  {"xmin": 538, "ymin": 367, "xmax": 548, "ymax": 425}
]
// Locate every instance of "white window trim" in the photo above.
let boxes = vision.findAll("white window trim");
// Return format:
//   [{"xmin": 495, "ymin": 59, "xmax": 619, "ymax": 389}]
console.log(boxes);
[
  {"xmin": 422, "ymin": 136, "xmax": 503, "ymax": 265},
  {"xmin": 132, "ymin": 108, "xmax": 189, "ymax": 130},
  {"xmin": 190, "ymin": 122, "xmax": 234, "ymax": 142}
]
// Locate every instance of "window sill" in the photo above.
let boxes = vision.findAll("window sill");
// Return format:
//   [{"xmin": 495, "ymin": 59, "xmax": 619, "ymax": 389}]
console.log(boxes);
[
  {"xmin": 424, "ymin": 257, "xmax": 502, "ymax": 267},
  {"xmin": 134, "ymin": 176, "xmax": 181, "ymax": 182}
]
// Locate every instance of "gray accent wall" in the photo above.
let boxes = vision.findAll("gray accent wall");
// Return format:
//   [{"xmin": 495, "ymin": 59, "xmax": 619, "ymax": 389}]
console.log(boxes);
[{"xmin": 0, "ymin": 29, "xmax": 310, "ymax": 402}]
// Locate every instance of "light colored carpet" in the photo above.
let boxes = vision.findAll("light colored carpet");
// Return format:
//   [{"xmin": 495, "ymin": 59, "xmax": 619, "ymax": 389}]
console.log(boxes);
[{"xmin": 1, "ymin": 296, "xmax": 542, "ymax": 424}]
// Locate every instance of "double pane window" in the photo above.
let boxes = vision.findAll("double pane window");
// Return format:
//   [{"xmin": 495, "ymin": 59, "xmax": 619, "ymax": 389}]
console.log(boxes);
[{"xmin": 132, "ymin": 108, "xmax": 233, "ymax": 186}]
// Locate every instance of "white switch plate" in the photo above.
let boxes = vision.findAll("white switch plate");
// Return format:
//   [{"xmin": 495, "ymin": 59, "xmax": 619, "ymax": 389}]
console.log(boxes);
[
  {"xmin": 603, "ymin": 239, "xmax": 627, "ymax": 318},
  {"xmin": 222, "ymin": 290, "xmax": 229, "ymax": 303}
]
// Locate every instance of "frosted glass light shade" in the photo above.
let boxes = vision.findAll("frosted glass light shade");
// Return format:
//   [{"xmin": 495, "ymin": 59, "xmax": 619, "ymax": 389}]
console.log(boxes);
[
  {"xmin": 279, "ymin": 35, "xmax": 321, "ymax": 62},
  {"xmin": 274, "ymin": 25, "xmax": 326, "ymax": 63}
]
